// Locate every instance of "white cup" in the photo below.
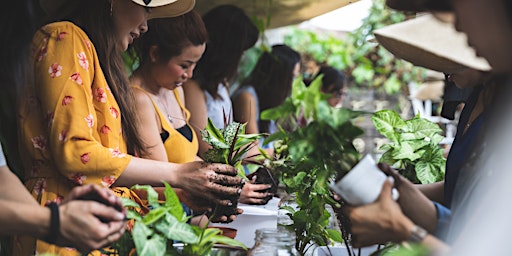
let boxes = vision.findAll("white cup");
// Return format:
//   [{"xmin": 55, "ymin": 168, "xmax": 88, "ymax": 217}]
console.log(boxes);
[{"xmin": 330, "ymin": 154, "xmax": 399, "ymax": 206}]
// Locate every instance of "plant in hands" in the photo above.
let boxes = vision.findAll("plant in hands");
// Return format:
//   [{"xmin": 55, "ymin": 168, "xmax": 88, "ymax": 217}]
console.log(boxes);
[
  {"xmin": 261, "ymin": 76, "xmax": 365, "ymax": 255},
  {"xmin": 201, "ymin": 117, "xmax": 263, "ymax": 218},
  {"xmin": 107, "ymin": 182, "xmax": 246, "ymax": 256},
  {"xmin": 372, "ymin": 109, "xmax": 446, "ymax": 184}
]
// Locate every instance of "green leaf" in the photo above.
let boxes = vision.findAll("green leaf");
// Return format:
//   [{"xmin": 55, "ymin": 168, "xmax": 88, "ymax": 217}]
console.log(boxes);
[
  {"xmin": 131, "ymin": 184, "xmax": 160, "ymax": 209},
  {"xmin": 120, "ymin": 197, "xmax": 141, "ymax": 209},
  {"xmin": 142, "ymin": 207, "xmax": 166, "ymax": 226},
  {"xmin": 372, "ymin": 110, "xmax": 406, "ymax": 142},
  {"xmin": 416, "ymin": 161, "xmax": 440, "ymax": 184},
  {"xmin": 326, "ymin": 229, "xmax": 343, "ymax": 243},
  {"xmin": 126, "ymin": 209, "xmax": 142, "ymax": 221},
  {"xmin": 391, "ymin": 142, "xmax": 421, "ymax": 162},
  {"xmin": 209, "ymin": 235, "xmax": 247, "ymax": 249},
  {"xmin": 155, "ymin": 213, "xmax": 198, "ymax": 243},
  {"xmin": 162, "ymin": 182, "xmax": 185, "ymax": 220}
]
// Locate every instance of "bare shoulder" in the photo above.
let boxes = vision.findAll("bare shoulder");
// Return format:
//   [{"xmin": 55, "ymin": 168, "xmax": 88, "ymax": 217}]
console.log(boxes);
[
  {"xmin": 183, "ymin": 80, "xmax": 205, "ymax": 99},
  {"xmin": 133, "ymin": 88, "xmax": 153, "ymax": 109}
]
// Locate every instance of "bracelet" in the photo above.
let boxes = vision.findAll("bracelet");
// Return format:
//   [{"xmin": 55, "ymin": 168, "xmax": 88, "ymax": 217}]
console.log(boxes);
[
  {"xmin": 46, "ymin": 202, "xmax": 60, "ymax": 244},
  {"xmin": 407, "ymin": 224, "xmax": 428, "ymax": 243}
]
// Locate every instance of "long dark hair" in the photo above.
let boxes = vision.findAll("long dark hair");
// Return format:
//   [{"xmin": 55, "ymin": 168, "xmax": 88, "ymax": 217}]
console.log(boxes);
[
  {"xmin": 134, "ymin": 10, "xmax": 208, "ymax": 65},
  {"xmin": 194, "ymin": 5, "xmax": 259, "ymax": 98},
  {"xmin": 241, "ymin": 44, "xmax": 300, "ymax": 132},
  {"xmin": 46, "ymin": 0, "xmax": 145, "ymax": 156},
  {"xmin": 0, "ymin": 0, "xmax": 45, "ymax": 177}
]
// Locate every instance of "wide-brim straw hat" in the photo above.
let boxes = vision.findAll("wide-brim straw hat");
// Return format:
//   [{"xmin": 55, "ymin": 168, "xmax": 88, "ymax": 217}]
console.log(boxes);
[
  {"xmin": 373, "ymin": 14, "xmax": 491, "ymax": 74},
  {"xmin": 40, "ymin": 0, "xmax": 195, "ymax": 19}
]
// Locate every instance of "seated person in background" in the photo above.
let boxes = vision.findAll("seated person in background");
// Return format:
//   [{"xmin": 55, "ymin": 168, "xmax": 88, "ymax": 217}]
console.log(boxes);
[
  {"xmin": 308, "ymin": 66, "xmax": 348, "ymax": 108},
  {"xmin": 232, "ymin": 44, "xmax": 301, "ymax": 204},
  {"xmin": 232, "ymin": 44, "xmax": 301, "ymax": 153},
  {"xmin": 183, "ymin": 5, "xmax": 271, "ymax": 205}
]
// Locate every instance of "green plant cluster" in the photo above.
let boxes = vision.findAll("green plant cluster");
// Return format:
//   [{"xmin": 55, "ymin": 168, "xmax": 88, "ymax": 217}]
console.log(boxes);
[
  {"xmin": 107, "ymin": 182, "xmax": 246, "ymax": 256},
  {"xmin": 201, "ymin": 118, "xmax": 262, "ymax": 178},
  {"xmin": 372, "ymin": 109, "xmax": 446, "ymax": 184},
  {"xmin": 261, "ymin": 76, "xmax": 365, "ymax": 255},
  {"xmin": 283, "ymin": 0, "xmax": 426, "ymax": 95}
]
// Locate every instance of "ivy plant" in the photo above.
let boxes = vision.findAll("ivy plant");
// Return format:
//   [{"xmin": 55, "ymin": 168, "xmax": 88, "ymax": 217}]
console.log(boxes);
[
  {"xmin": 372, "ymin": 109, "xmax": 446, "ymax": 184},
  {"xmin": 261, "ymin": 75, "xmax": 365, "ymax": 255},
  {"xmin": 107, "ymin": 182, "xmax": 246, "ymax": 256}
]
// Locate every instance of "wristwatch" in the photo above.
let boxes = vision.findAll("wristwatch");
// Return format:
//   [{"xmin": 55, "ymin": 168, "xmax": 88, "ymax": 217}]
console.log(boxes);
[{"xmin": 408, "ymin": 225, "xmax": 428, "ymax": 243}]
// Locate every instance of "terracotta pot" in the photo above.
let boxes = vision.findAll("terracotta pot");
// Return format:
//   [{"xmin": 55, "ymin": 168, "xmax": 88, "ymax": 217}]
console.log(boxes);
[{"xmin": 211, "ymin": 226, "xmax": 238, "ymax": 239}]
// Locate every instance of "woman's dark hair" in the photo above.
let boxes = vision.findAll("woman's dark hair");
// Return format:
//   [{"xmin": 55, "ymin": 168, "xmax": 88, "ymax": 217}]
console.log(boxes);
[
  {"xmin": 314, "ymin": 66, "xmax": 347, "ymax": 94},
  {"xmin": 194, "ymin": 4, "xmax": 259, "ymax": 98},
  {"xmin": 0, "ymin": 0, "xmax": 45, "ymax": 177},
  {"xmin": 134, "ymin": 10, "xmax": 207, "ymax": 65},
  {"xmin": 241, "ymin": 44, "xmax": 301, "ymax": 133},
  {"xmin": 46, "ymin": 0, "xmax": 145, "ymax": 156}
]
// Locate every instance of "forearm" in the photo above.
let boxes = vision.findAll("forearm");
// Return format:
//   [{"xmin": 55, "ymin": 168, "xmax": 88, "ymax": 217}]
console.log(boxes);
[
  {"xmin": 0, "ymin": 200, "xmax": 50, "ymax": 238},
  {"xmin": 398, "ymin": 187, "xmax": 438, "ymax": 233},
  {"xmin": 0, "ymin": 166, "xmax": 38, "ymax": 205},
  {"xmin": 113, "ymin": 157, "xmax": 180, "ymax": 188},
  {"xmin": 398, "ymin": 215, "xmax": 450, "ymax": 254},
  {"xmin": 416, "ymin": 181, "xmax": 445, "ymax": 204}
]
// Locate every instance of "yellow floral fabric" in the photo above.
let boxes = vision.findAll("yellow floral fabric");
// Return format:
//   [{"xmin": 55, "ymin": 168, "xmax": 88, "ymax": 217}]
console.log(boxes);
[{"xmin": 15, "ymin": 21, "xmax": 133, "ymax": 255}]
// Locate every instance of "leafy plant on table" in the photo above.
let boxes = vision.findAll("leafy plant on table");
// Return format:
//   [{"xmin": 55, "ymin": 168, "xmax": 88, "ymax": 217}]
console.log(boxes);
[
  {"xmin": 107, "ymin": 182, "xmax": 246, "ymax": 256},
  {"xmin": 201, "ymin": 118, "xmax": 263, "ymax": 218},
  {"xmin": 260, "ymin": 75, "xmax": 365, "ymax": 255},
  {"xmin": 372, "ymin": 109, "xmax": 446, "ymax": 184}
]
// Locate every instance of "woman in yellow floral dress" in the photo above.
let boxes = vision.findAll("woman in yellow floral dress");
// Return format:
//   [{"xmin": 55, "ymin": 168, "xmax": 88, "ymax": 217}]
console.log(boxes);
[{"xmin": 15, "ymin": 0, "xmax": 243, "ymax": 255}]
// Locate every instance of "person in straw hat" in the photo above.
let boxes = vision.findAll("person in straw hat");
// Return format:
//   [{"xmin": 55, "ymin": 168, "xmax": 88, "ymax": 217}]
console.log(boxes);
[
  {"xmin": 14, "ymin": 0, "xmax": 246, "ymax": 254},
  {"xmin": 343, "ymin": 0, "xmax": 512, "ymax": 253}
]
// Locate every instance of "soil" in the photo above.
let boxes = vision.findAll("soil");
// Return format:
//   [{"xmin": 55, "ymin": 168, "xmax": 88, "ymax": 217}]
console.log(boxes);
[{"xmin": 247, "ymin": 167, "xmax": 279, "ymax": 201}]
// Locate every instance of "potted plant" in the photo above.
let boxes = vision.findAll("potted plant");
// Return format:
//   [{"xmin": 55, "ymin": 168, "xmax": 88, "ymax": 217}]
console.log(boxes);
[
  {"xmin": 260, "ymin": 75, "xmax": 365, "ymax": 255},
  {"xmin": 200, "ymin": 118, "xmax": 263, "ymax": 219},
  {"xmin": 107, "ymin": 182, "xmax": 246, "ymax": 256},
  {"xmin": 372, "ymin": 109, "xmax": 446, "ymax": 184}
]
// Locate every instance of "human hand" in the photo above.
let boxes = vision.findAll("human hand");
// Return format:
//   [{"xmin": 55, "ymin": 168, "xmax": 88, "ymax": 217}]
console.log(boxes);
[
  {"xmin": 65, "ymin": 184, "xmax": 124, "ymax": 212},
  {"xmin": 377, "ymin": 163, "xmax": 437, "ymax": 232},
  {"xmin": 175, "ymin": 161, "xmax": 243, "ymax": 207},
  {"xmin": 239, "ymin": 181, "xmax": 273, "ymax": 205},
  {"xmin": 345, "ymin": 177, "xmax": 414, "ymax": 248},
  {"xmin": 56, "ymin": 199, "xmax": 126, "ymax": 252}
]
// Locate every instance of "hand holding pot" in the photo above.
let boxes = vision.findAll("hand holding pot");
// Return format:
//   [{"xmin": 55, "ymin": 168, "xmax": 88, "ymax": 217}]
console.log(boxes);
[{"xmin": 344, "ymin": 178, "xmax": 415, "ymax": 248}]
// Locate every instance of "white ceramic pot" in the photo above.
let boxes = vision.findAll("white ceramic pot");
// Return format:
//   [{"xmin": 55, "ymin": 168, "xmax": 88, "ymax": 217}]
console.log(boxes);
[{"xmin": 330, "ymin": 154, "xmax": 399, "ymax": 205}]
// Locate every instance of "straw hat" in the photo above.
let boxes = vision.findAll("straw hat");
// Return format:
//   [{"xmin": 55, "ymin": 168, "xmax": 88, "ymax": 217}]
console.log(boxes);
[
  {"xmin": 194, "ymin": 0, "xmax": 360, "ymax": 29},
  {"xmin": 373, "ymin": 14, "xmax": 491, "ymax": 74},
  {"xmin": 40, "ymin": 0, "xmax": 195, "ymax": 19}
]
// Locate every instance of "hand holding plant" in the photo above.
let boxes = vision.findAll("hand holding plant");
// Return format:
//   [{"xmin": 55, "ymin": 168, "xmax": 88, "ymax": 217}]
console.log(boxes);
[{"xmin": 201, "ymin": 118, "xmax": 263, "ymax": 220}]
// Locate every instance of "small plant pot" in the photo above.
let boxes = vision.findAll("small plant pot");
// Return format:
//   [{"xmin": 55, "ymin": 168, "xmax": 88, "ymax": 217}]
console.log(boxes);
[
  {"xmin": 247, "ymin": 167, "xmax": 279, "ymax": 202},
  {"xmin": 330, "ymin": 154, "xmax": 399, "ymax": 205},
  {"xmin": 212, "ymin": 183, "xmax": 244, "ymax": 222},
  {"xmin": 210, "ymin": 226, "xmax": 238, "ymax": 239}
]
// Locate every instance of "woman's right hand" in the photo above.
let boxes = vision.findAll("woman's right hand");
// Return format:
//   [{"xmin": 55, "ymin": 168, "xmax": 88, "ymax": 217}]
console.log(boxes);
[
  {"xmin": 377, "ymin": 163, "xmax": 438, "ymax": 233},
  {"xmin": 173, "ymin": 161, "xmax": 244, "ymax": 221},
  {"xmin": 56, "ymin": 185, "xmax": 126, "ymax": 252}
]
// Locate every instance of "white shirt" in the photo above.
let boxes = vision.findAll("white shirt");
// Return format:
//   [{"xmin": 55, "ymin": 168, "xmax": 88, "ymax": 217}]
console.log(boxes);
[{"xmin": 205, "ymin": 84, "xmax": 233, "ymax": 129}]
